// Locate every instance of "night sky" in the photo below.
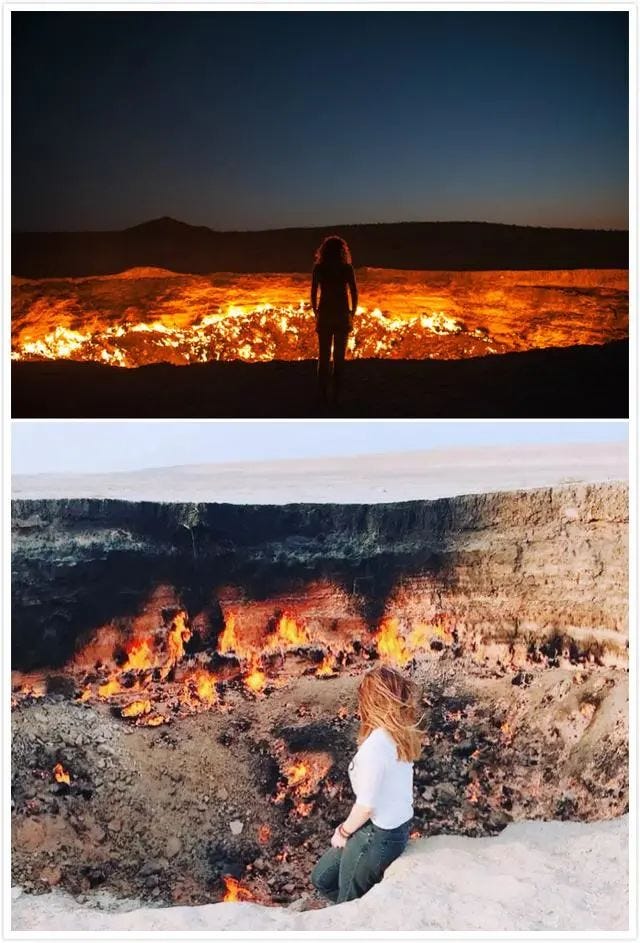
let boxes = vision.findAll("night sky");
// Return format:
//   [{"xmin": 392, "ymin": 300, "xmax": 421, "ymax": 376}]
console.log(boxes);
[{"xmin": 12, "ymin": 11, "xmax": 629, "ymax": 232}]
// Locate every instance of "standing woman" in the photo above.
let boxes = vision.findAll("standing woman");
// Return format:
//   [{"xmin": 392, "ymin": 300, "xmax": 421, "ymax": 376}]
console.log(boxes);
[
  {"xmin": 311, "ymin": 235, "xmax": 358, "ymax": 405},
  {"xmin": 311, "ymin": 665, "xmax": 422, "ymax": 904}
]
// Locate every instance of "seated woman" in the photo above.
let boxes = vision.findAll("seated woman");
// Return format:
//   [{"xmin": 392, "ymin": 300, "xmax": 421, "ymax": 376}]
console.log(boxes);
[
  {"xmin": 311, "ymin": 235, "xmax": 358, "ymax": 406},
  {"xmin": 311, "ymin": 665, "xmax": 422, "ymax": 904}
]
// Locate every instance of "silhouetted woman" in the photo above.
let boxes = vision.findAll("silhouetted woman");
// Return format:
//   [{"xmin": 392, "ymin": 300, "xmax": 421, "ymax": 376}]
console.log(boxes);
[{"xmin": 311, "ymin": 236, "xmax": 358, "ymax": 405}]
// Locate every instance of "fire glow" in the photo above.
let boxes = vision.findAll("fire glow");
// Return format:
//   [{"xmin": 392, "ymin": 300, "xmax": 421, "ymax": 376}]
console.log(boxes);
[
  {"xmin": 11, "ymin": 268, "xmax": 628, "ymax": 367},
  {"xmin": 11, "ymin": 600, "xmax": 457, "ymax": 723},
  {"xmin": 274, "ymin": 750, "xmax": 334, "ymax": 817}
]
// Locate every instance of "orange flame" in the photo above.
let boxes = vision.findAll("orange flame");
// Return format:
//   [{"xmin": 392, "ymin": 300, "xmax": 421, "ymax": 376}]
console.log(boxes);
[
  {"xmin": 267, "ymin": 614, "xmax": 310, "ymax": 651},
  {"xmin": 53, "ymin": 763, "xmax": 71, "ymax": 785},
  {"xmin": 162, "ymin": 611, "xmax": 191, "ymax": 677},
  {"xmin": 222, "ymin": 876, "xmax": 255, "ymax": 903},
  {"xmin": 408, "ymin": 622, "xmax": 452, "ymax": 648},
  {"xmin": 13, "ymin": 269, "xmax": 627, "ymax": 368},
  {"xmin": 244, "ymin": 656, "xmax": 267, "ymax": 694},
  {"xmin": 193, "ymin": 669, "xmax": 217, "ymax": 704},
  {"xmin": 316, "ymin": 652, "xmax": 336, "ymax": 677},
  {"xmin": 274, "ymin": 751, "xmax": 333, "ymax": 815},
  {"xmin": 218, "ymin": 614, "xmax": 240, "ymax": 655},
  {"xmin": 375, "ymin": 617, "xmax": 411, "ymax": 666},
  {"xmin": 122, "ymin": 638, "xmax": 156, "ymax": 672},
  {"xmin": 284, "ymin": 762, "xmax": 309, "ymax": 787}
]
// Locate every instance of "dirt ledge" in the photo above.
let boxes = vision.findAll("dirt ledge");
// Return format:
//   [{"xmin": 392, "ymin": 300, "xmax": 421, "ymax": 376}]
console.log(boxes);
[{"xmin": 12, "ymin": 816, "xmax": 628, "ymax": 932}]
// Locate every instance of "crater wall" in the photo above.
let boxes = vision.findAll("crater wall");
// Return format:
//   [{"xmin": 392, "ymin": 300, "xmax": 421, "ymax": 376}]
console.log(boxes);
[{"xmin": 11, "ymin": 482, "xmax": 628, "ymax": 671}]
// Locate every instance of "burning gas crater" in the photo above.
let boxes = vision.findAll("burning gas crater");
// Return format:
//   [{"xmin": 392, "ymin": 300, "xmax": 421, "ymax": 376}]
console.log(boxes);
[
  {"xmin": 11, "ymin": 300, "xmax": 481, "ymax": 366},
  {"xmin": 11, "ymin": 267, "xmax": 628, "ymax": 366},
  {"xmin": 11, "ymin": 596, "xmax": 628, "ymax": 908},
  {"xmin": 10, "ymin": 487, "xmax": 629, "ymax": 907},
  {"xmin": 11, "ymin": 608, "xmax": 452, "ymax": 728}
]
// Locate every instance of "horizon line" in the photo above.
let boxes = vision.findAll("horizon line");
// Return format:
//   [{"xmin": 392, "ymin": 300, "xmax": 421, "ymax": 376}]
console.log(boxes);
[
  {"xmin": 12, "ymin": 440, "xmax": 627, "ymax": 480},
  {"xmin": 11, "ymin": 216, "xmax": 630, "ymax": 236}
]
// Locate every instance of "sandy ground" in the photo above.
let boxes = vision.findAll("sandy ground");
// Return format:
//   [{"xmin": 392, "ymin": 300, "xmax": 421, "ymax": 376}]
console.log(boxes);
[
  {"xmin": 12, "ymin": 816, "xmax": 628, "ymax": 931},
  {"xmin": 12, "ymin": 442, "xmax": 628, "ymax": 504}
]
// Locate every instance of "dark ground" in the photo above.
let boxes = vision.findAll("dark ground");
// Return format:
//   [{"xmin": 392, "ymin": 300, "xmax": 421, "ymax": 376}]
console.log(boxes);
[
  {"xmin": 12, "ymin": 340, "xmax": 628, "ymax": 419},
  {"xmin": 12, "ymin": 218, "xmax": 628, "ymax": 278}
]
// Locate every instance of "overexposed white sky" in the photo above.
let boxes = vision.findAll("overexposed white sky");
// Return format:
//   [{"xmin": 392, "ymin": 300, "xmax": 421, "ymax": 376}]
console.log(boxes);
[{"xmin": 11, "ymin": 421, "xmax": 627, "ymax": 476}]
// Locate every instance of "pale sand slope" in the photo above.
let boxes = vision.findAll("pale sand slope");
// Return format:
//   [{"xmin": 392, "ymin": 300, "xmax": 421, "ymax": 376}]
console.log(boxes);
[
  {"xmin": 12, "ymin": 817, "xmax": 628, "ymax": 932},
  {"xmin": 12, "ymin": 442, "xmax": 628, "ymax": 503}
]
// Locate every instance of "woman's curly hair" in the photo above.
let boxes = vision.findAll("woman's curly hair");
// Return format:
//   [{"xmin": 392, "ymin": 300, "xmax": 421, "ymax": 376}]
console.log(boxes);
[
  {"xmin": 357, "ymin": 665, "xmax": 424, "ymax": 762},
  {"xmin": 315, "ymin": 235, "xmax": 352, "ymax": 265}
]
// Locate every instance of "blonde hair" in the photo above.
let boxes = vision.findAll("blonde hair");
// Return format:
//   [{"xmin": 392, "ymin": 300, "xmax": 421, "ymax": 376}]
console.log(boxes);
[{"xmin": 357, "ymin": 665, "xmax": 423, "ymax": 762}]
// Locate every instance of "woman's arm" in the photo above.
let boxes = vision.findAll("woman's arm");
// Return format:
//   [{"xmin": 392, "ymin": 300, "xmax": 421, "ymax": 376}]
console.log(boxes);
[
  {"xmin": 331, "ymin": 802, "xmax": 372, "ymax": 847},
  {"xmin": 347, "ymin": 265, "xmax": 358, "ymax": 323},
  {"xmin": 331, "ymin": 733, "xmax": 388, "ymax": 847},
  {"xmin": 311, "ymin": 265, "xmax": 319, "ymax": 318}
]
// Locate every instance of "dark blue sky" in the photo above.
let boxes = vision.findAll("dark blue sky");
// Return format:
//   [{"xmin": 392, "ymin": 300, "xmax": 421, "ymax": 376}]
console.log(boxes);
[{"xmin": 12, "ymin": 11, "xmax": 629, "ymax": 232}]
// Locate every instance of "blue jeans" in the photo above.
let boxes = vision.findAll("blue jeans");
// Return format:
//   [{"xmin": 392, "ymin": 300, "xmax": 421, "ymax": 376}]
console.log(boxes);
[{"xmin": 311, "ymin": 819, "xmax": 411, "ymax": 903}]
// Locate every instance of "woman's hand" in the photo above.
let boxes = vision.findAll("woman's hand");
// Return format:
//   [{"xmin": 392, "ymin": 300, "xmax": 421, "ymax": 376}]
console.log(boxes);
[{"xmin": 331, "ymin": 826, "xmax": 348, "ymax": 849}]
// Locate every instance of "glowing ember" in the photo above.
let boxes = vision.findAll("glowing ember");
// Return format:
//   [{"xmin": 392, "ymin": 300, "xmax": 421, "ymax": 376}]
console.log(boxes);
[
  {"xmin": 274, "ymin": 750, "xmax": 333, "ymax": 816},
  {"xmin": 222, "ymin": 876, "xmax": 254, "ymax": 903},
  {"xmin": 257, "ymin": 824, "xmax": 271, "ymax": 844},
  {"xmin": 53, "ymin": 763, "xmax": 71, "ymax": 785},
  {"xmin": 97, "ymin": 678, "xmax": 121, "ymax": 699},
  {"xmin": 500, "ymin": 721, "xmax": 513, "ymax": 742},
  {"xmin": 11, "ymin": 672, "xmax": 47, "ymax": 701},
  {"xmin": 121, "ymin": 699, "xmax": 152, "ymax": 718},
  {"xmin": 139, "ymin": 714, "xmax": 167, "ymax": 727},
  {"xmin": 465, "ymin": 781, "xmax": 481, "ymax": 805},
  {"xmin": 580, "ymin": 702, "xmax": 596, "ymax": 721},
  {"xmin": 11, "ymin": 268, "xmax": 627, "ymax": 367}
]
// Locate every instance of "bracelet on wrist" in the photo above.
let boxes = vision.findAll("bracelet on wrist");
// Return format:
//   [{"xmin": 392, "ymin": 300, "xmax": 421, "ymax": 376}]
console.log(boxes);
[{"xmin": 338, "ymin": 824, "xmax": 352, "ymax": 839}]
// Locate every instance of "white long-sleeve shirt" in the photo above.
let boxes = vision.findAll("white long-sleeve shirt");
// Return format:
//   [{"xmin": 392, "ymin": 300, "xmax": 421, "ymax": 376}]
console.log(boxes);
[{"xmin": 348, "ymin": 727, "xmax": 414, "ymax": 829}]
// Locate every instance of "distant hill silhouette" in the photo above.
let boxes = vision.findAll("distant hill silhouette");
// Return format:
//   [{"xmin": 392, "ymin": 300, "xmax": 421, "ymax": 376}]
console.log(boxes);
[{"xmin": 11, "ymin": 218, "xmax": 628, "ymax": 278}]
